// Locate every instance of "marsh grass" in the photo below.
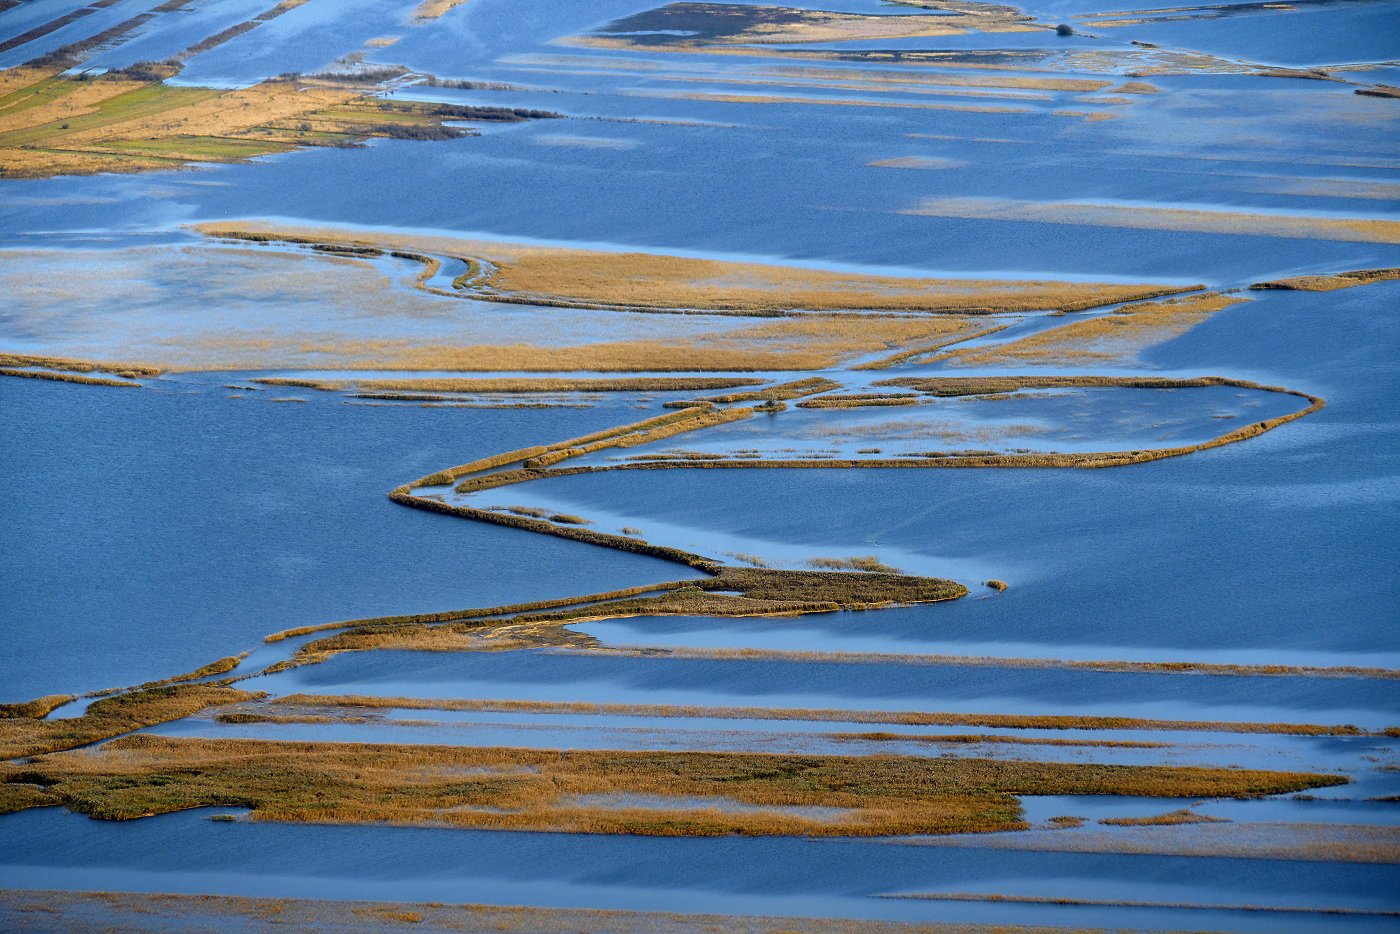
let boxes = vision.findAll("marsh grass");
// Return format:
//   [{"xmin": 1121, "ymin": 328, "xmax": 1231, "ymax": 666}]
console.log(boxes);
[
  {"xmin": 616, "ymin": 645, "xmax": 1397, "ymax": 681},
  {"xmin": 296, "ymin": 567, "xmax": 968, "ymax": 661},
  {"xmin": 0, "ymin": 367, "xmax": 140, "ymax": 387},
  {"xmin": 0, "ymin": 892, "xmax": 1054, "ymax": 934},
  {"xmin": 199, "ymin": 223, "xmax": 1193, "ymax": 317},
  {"xmin": 808, "ymin": 556, "xmax": 901, "ymax": 573},
  {"xmin": 935, "ymin": 292, "xmax": 1242, "ymax": 366},
  {"xmin": 0, "ymin": 353, "xmax": 159, "ymax": 376},
  {"xmin": 255, "ymin": 695, "xmax": 1393, "ymax": 737},
  {"xmin": 0, "ymin": 684, "xmax": 258, "ymax": 759},
  {"xmin": 2, "ymin": 735, "xmax": 1342, "ymax": 835},
  {"xmin": 1098, "ymin": 808, "xmax": 1228, "ymax": 826},
  {"xmin": 1249, "ymin": 267, "xmax": 1400, "ymax": 292},
  {"xmin": 0, "ymin": 695, "xmax": 74, "ymax": 719}
]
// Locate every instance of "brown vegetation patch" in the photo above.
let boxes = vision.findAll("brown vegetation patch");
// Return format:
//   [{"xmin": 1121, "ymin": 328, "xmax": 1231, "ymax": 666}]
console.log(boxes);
[
  {"xmin": 934, "ymin": 291, "xmax": 1243, "ymax": 366},
  {"xmin": 298, "ymin": 567, "xmax": 966, "ymax": 661},
  {"xmin": 199, "ymin": 222, "xmax": 1196, "ymax": 316},
  {"xmin": 256, "ymin": 376, "xmax": 766, "ymax": 393},
  {"xmin": 1249, "ymin": 267, "xmax": 1400, "ymax": 292},
  {"xmin": 272, "ymin": 696, "xmax": 1390, "ymax": 737},
  {"xmin": 1, "ymin": 735, "xmax": 1343, "ymax": 835},
  {"xmin": 579, "ymin": 2, "xmax": 1040, "ymax": 52},
  {"xmin": 0, "ymin": 352, "xmax": 160, "ymax": 377},
  {"xmin": 0, "ymin": 890, "xmax": 1120, "ymax": 934},
  {"xmin": 1098, "ymin": 807, "xmax": 1229, "ymax": 826},
  {"xmin": 0, "ymin": 684, "xmax": 258, "ymax": 760}
]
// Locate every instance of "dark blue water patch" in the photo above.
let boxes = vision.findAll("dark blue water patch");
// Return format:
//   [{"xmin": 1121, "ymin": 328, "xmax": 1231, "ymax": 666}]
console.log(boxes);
[
  {"xmin": 0, "ymin": 807, "xmax": 1394, "ymax": 932},
  {"xmin": 265, "ymin": 648, "xmax": 1400, "ymax": 728},
  {"xmin": 0, "ymin": 376, "xmax": 702, "ymax": 701}
]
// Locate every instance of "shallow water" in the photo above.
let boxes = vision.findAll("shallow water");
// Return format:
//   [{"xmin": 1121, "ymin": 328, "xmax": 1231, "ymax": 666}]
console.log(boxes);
[
  {"xmin": 2, "ymin": 0, "xmax": 1398, "ymax": 923},
  {"xmin": 0, "ymin": 807, "xmax": 1394, "ymax": 932},
  {"xmin": 0, "ymin": 375, "xmax": 702, "ymax": 700}
]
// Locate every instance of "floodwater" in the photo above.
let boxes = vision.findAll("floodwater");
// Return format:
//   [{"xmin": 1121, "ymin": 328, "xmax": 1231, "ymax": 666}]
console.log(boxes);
[{"xmin": 2, "ymin": 0, "xmax": 1397, "ymax": 927}]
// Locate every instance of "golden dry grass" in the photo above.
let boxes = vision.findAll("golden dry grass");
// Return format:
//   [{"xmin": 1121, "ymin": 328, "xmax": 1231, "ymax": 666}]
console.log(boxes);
[
  {"xmin": 903, "ymin": 197, "xmax": 1400, "ymax": 244},
  {"xmin": 0, "ymin": 890, "xmax": 1143, "ymax": 934},
  {"xmin": 935, "ymin": 291, "xmax": 1243, "ymax": 366},
  {"xmin": 296, "ymin": 567, "xmax": 967, "ymax": 662},
  {"xmin": 0, "ymin": 72, "xmax": 494, "ymax": 178},
  {"xmin": 1098, "ymin": 808, "xmax": 1229, "ymax": 827},
  {"xmin": 0, "ymin": 684, "xmax": 258, "ymax": 760},
  {"xmin": 256, "ymin": 376, "xmax": 765, "ymax": 393},
  {"xmin": 2, "ymin": 735, "xmax": 1343, "ymax": 835},
  {"xmin": 0, "ymin": 352, "xmax": 160, "ymax": 376},
  {"xmin": 199, "ymin": 222, "xmax": 1196, "ymax": 316},
  {"xmin": 0, "ymin": 367, "xmax": 141, "ymax": 387},
  {"xmin": 1249, "ymin": 268, "xmax": 1400, "ymax": 292}
]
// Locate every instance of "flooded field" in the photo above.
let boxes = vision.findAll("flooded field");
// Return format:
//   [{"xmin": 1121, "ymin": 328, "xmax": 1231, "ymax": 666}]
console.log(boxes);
[{"xmin": 1, "ymin": 0, "xmax": 1397, "ymax": 930}]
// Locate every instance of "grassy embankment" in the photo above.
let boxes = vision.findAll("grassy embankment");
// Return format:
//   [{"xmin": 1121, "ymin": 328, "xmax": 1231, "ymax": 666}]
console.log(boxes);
[
  {"xmin": 0, "ymin": 890, "xmax": 1177, "ymax": 934},
  {"xmin": 0, "ymin": 352, "xmax": 161, "ymax": 386},
  {"xmin": 0, "ymin": 0, "xmax": 561, "ymax": 181},
  {"xmin": 202, "ymin": 224, "xmax": 1199, "ymax": 316},
  {"xmin": 933, "ymin": 292, "xmax": 1243, "ymax": 366},
  {"xmin": 1250, "ymin": 267, "xmax": 1400, "ymax": 292},
  {"xmin": 0, "ymin": 735, "xmax": 1345, "ymax": 835},
  {"xmin": 261, "ymin": 696, "xmax": 1397, "ymax": 737},
  {"xmin": 0, "ymin": 684, "xmax": 259, "ymax": 760}
]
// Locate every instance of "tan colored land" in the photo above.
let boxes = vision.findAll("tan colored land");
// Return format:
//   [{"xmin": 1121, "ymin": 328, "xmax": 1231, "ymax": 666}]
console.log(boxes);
[
  {"xmin": 0, "ymin": 684, "xmax": 257, "ymax": 760},
  {"xmin": 0, "ymin": 68, "xmax": 490, "ymax": 178},
  {"xmin": 200, "ymin": 221, "xmax": 1196, "ymax": 315},
  {"xmin": 0, "ymin": 890, "xmax": 1138, "ymax": 934},
  {"xmin": 903, "ymin": 197, "xmax": 1400, "ymax": 244},
  {"xmin": 266, "ymin": 695, "xmax": 1393, "ymax": 737},
  {"xmin": 516, "ymin": 54, "xmax": 1114, "ymax": 93},
  {"xmin": 574, "ymin": 1, "xmax": 1041, "ymax": 53},
  {"xmin": 0, "ymin": 734, "xmax": 1343, "ymax": 835},
  {"xmin": 254, "ymin": 376, "xmax": 766, "ymax": 393},
  {"xmin": 1250, "ymin": 267, "xmax": 1400, "ymax": 292},
  {"xmin": 413, "ymin": 0, "xmax": 470, "ymax": 20},
  {"xmin": 936, "ymin": 291, "xmax": 1243, "ymax": 366},
  {"xmin": 230, "ymin": 316, "xmax": 986, "ymax": 372}
]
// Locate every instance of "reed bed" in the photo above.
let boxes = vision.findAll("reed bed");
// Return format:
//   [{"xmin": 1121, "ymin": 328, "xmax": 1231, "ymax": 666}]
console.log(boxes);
[
  {"xmin": 0, "ymin": 352, "xmax": 160, "ymax": 376},
  {"xmin": 0, "ymin": 684, "xmax": 258, "ymax": 760},
  {"xmin": 797, "ymin": 394, "xmax": 920, "ymax": 408},
  {"xmin": 1098, "ymin": 808, "xmax": 1228, "ymax": 826},
  {"xmin": 934, "ymin": 292, "xmax": 1242, "ymax": 365},
  {"xmin": 274, "ymin": 376, "xmax": 766, "ymax": 394},
  {"xmin": 0, "ymin": 695, "xmax": 74, "ymax": 719},
  {"xmin": 0, "ymin": 368, "xmax": 139, "ymax": 387},
  {"xmin": 1249, "ymin": 267, "xmax": 1400, "ymax": 292},
  {"xmin": 0, "ymin": 891, "xmax": 1108, "ymax": 934},
  {"xmin": 271, "ymin": 695, "xmax": 1388, "ymax": 737},
  {"xmin": 295, "ymin": 568, "xmax": 967, "ymax": 661},
  {"xmin": 198, "ymin": 223, "xmax": 1191, "ymax": 316},
  {"xmin": 608, "ymin": 644, "xmax": 1397, "ymax": 681},
  {"xmin": 2, "ymin": 735, "xmax": 1343, "ymax": 835}
]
